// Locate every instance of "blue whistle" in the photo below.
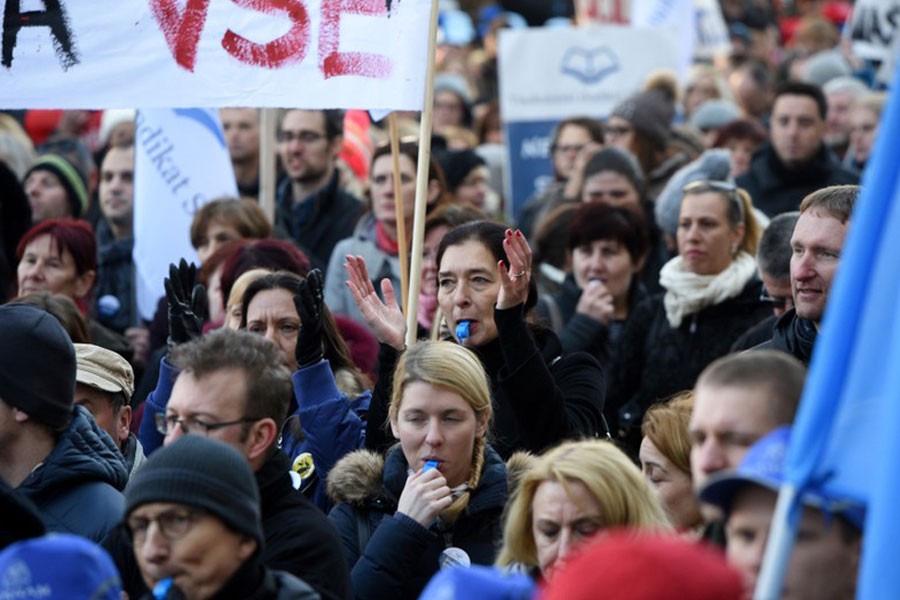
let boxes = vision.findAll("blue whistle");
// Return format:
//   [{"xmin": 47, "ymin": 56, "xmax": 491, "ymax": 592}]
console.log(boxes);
[
  {"xmin": 153, "ymin": 578, "xmax": 174, "ymax": 600},
  {"xmin": 424, "ymin": 460, "xmax": 440, "ymax": 472},
  {"xmin": 455, "ymin": 320, "xmax": 470, "ymax": 342}
]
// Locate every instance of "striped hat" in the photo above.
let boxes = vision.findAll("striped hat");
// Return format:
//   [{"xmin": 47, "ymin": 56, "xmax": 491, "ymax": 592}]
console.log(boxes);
[{"xmin": 24, "ymin": 153, "xmax": 89, "ymax": 218}]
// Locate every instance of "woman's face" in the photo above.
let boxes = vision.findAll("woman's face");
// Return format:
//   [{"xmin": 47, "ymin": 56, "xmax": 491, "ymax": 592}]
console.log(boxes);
[
  {"xmin": 849, "ymin": 106, "xmax": 879, "ymax": 164},
  {"xmin": 571, "ymin": 239, "xmax": 638, "ymax": 307},
  {"xmin": 603, "ymin": 116, "xmax": 635, "ymax": 153},
  {"xmin": 24, "ymin": 169, "xmax": 72, "ymax": 222},
  {"xmin": 390, "ymin": 380, "xmax": 486, "ymax": 488},
  {"xmin": 581, "ymin": 171, "xmax": 640, "ymax": 209},
  {"xmin": 639, "ymin": 437, "xmax": 701, "ymax": 531},
  {"xmin": 421, "ymin": 225, "xmax": 450, "ymax": 297},
  {"xmin": 206, "ymin": 266, "xmax": 225, "ymax": 325},
  {"xmin": 532, "ymin": 479, "xmax": 604, "ymax": 579},
  {"xmin": 245, "ymin": 288, "xmax": 299, "ymax": 369},
  {"xmin": 197, "ymin": 221, "xmax": 242, "ymax": 265},
  {"xmin": 676, "ymin": 192, "xmax": 743, "ymax": 276},
  {"xmin": 17, "ymin": 234, "xmax": 93, "ymax": 300},
  {"xmin": 684, "ymin": 75, "xmax": 720, "ymax": 117},
  {"xmin": 370, "ymin": 154, "xmax": 416, "ymax": 229},
  {"xmin": 725, "ymin": 138, "xmax": 760, "ymax": 178},
  {"xmin": 438, "ymin": 240, "xmax": 501, "ymax": 348},
  {"xmin": 454, "ymin": 165, "xmax": 491, "ymax": 209}
]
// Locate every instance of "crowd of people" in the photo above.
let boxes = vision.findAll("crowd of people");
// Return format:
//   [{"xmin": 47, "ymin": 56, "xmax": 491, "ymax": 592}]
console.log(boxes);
[{"xmin": 0, "ymin": 0, "xmax": 891, "ymax": 598}]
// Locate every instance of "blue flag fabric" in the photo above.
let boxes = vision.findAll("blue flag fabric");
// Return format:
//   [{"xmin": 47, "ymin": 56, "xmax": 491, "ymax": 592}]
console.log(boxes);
[{"xmin": 780, "ymin": 62, "xmax": 900, "ymax": 598}]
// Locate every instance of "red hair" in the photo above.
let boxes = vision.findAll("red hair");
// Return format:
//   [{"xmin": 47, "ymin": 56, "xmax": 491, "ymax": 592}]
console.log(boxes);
[{"xmin": 17, "ymin": 218, "xmax": 97, "ymax": 275}]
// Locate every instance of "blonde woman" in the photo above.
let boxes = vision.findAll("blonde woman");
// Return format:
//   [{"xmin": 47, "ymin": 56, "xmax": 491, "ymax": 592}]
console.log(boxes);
[
  {"xmin": 327, "ymin": 341, "xmax": 507, "ymax": 600},
  {"xmin": 497, "ymin": 439, "xmax": 670, "ymax": 581}
]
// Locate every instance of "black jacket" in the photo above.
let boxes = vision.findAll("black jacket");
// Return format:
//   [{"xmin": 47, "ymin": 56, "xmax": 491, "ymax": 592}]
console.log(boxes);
[
  {"xmin": 609, "ymin": 279, "xmax": 771, "ymax": 452},
  {"xmin": 737, "ymin": 143, "xmax": 859, "ymax": 218},
  {"xmin": 106, "ymin": 451, "xmax": 351, "ymax": 600},
  {"xmin": 754, "ymin": 308, "xmax": 817, "ymax": 365},
  {"xmin": 275, "ymin": 171, "xmax": 366, "ymax": 271},
  {"xmin": 328, "ymin": 446, "xmax": 507, "ymax": 600},
  {"xmin": 366, "ymin": 304, "xmax": 607, "ymax": 458}
]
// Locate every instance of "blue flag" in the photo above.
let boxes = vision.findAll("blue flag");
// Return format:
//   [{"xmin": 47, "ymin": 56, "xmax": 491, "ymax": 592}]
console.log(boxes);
[{"xmin": 775, "ymin": 64, "xmax": 900, "ymax": 597}]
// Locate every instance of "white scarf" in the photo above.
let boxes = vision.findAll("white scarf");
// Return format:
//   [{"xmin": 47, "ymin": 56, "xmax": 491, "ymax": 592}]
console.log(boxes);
[{"xmin": 659, "ymin": 252, "xmax": 758, "ymax": 328}]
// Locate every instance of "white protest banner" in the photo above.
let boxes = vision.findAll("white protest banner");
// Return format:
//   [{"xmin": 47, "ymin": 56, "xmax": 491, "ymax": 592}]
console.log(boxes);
[
  {"xmin": 845, "ymin": 0, "xmax": 900, "ymax": 63},
  {"xmin": 133, "ymin": 109, "xmax": 238, "ymax": 321},
  {"xmin": 498, "ymin": 25, "xmax": 678, "ymax": 219},
  {"xmin": 692, "ymin": 0, "xmax": 731, "ymax": 60},
  {"xmin": 631, "ymin": 0, "xmax": 694, "ymax": 79},
  {"xmin": 574, "ymin": 0, "xmax": 630, "ymax": 25},
  {"xmin": 0, "ymin": 0, "xmax": 430, "ymax": 110}
]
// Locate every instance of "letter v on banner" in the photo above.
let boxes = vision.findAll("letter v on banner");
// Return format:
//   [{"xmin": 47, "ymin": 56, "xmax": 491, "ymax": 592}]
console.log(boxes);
[{"xmin": 755, "ymin": 58, "xmax": 900, "ymax": 600}]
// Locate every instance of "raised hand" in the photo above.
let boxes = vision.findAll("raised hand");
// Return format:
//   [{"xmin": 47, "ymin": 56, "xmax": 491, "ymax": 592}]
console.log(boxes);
[
  {"xmin": 575, "ymin": 279, "xmax": 615, "ymax": 325},
  {"xmin": 396, "ymin": 467, "xmax": 453, "ymax": 527},
  {"xmin": 344, "ymin": 255, "xmax": 406, "ymax": 350},
  {"xmin": 496, "ymin": 229, "xmax": 533, "ymax": 310},
  {"xmin": 294, "ymin": 269, "xmax": 326, "ymax": 369},
  {"xmin": 164, "ymin": 259, "xmax": 207, "ymax": 348}
]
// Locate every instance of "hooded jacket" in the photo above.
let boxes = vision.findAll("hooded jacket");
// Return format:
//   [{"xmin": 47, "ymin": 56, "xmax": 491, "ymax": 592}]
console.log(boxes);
[
  {"xmin": 17, "ymin": 405, "xmax": 128, "ymax": 542},
  {"xmin": 754, "ymin": 308, "xmax": 816, "ymax": 364},
  {"xmin": 327, "ymin": 445, "xmax": 508, "ymax": 600},
  {"xmin": 737, "ymin": 143, "xmax": 859, "ymax": 218}
]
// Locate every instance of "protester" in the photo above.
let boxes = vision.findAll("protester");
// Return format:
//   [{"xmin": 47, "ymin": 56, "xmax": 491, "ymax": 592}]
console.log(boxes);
[
  {"xmin": 701, "ymin": 427, "xmax": 864, "ymax": 600},
  {"xmin": 496, "ymin": 439, "xmax": 669, "ymax": 581},
  {"xmin": 437, "ymin": 148, "xmax": 493, "ymax": 211},
  {"xmin": 22, "ymin": 153, "xmax": 88, "ymax": 222},
  {"xmin": 845, "ymin": 92, "xmax": 885, "ymax": 173},
  {"xmin": 124, "ymin": 435, "xmax": 319, "ymax": 600},
  {"xmin": 15, "ymin": 291, "xmax": 91, "ymax": 342},
  {"xmin": 0, "ymin": 303, "xmax": 127, "ymax": 541},
  {"xmin": 221, "ymin": 107, "xmax": 261, "ymax": 198},
  {"xmin": 640, "ymin": 392, "xmax": 703, "ymax": 534},
  {"xmin": 346, "ymin": 221, "xmax": 607, "ymax": 458},
  {"xmin": 822, "ymin": 76, "xmax": 870, "ymax": 159},
  {"xmin": 327, "ymin": 340, "xmax": 507, "ymax": 600},
  {"xmin": 712, "ymin": 119, "xmax": 768, "ymax": 178},
  {"xmin": 189, "ymin": 196, "xmax": 272, "ymax": 264}
]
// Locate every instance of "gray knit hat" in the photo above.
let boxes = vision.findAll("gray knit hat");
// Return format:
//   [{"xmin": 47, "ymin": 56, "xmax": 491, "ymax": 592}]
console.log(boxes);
[
  {"xmin": 654, "ymin": 149, "xmax": 733, "ymax": 236},
  {"xmin": 610, "ymin": 90, "xmax": 674, "ymax": 148},
  {"xmin": 690, "ymin": 100, "xmax": 741, "ymax": 133},
  {"xmin": 0, "ymin": 303, "xmax": 75, "ymax": 428},
  {"xmin": 125, "ymin": 436, "xmax": 263, "ymax": 546}
]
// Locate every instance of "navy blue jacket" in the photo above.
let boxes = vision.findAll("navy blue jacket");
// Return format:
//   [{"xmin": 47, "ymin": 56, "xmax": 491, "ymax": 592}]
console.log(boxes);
[
  {"xmin": 18, "ymin": 405, "xmax": 128, "ymax": 542},
  {"xmin": 94, "ymin": 219, "xmax": 136, "ymax": 334}
]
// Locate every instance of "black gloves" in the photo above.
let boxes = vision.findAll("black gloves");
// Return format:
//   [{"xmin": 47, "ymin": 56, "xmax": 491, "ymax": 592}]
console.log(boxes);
[
  {"xmin": 164, "ymin": 259, "xmax": 207, "ymax": 349},
  {"xmin": 294, "ymin": 269, "xmax": 325, "ymax": 369}
]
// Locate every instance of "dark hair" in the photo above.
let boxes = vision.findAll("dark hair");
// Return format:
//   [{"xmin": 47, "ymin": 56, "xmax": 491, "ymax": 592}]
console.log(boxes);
[
  {"xmin": 425, "ymin": 203, "xmax": 488, "ymax": 236},
  {"xmin": 580, "ymin": 147, "xmax": 646, "ymax": 197},
  {"xmin": 799, "ymin": 184, "xmax": 858, "ymax": 224},
  {"xmin": 219, "ymin": 239, "xmax": 311, "ymax": 305},
  {"xmin": 371, "ymin": 140, "xmax": 448, "ymax": 210},
  {"xmin": 278, "ymin": 109, "xmax": 345, "ymax": 141},
  {"xmin": 756, "ymin": 212, "xmax": 799, "ymax": 280},
  {"xmin": 567, "ymin": 203, "xmax": 650, "ymax": 265},
  {"xmin": 190, "ymin": 197, "xmax": 272, "ymax": 250},
  {"xmin": 775, "ymin": 81, "xmax": 828, "ymax": 121},
  {"xmin": 550, "ymin": 117, "xmax": 605, "ymax": 150},
  {"xmin": 436, "ymin": 220, "xmax": 539, "ymax": 314},
  {"xmin": 14, "ymin": 292, "xmax": 90, "ymax": 343},
  {"xmin": 16, "ymin": 219, "xmax": 96, "ymax": 277},
  {"xmin": 168, "ymin": 328, "xmax": 293, "ymax": 433},
  {"xmin": 239, "ymin": 271, "xmax": 364, "ymax": 380},
  {"xmin": 712, "ymin": 118, "xmax": 767, "ymax": 149}
]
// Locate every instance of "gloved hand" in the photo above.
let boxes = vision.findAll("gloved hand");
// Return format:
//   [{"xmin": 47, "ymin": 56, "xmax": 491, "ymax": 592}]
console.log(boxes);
[
  {"xmin": 294, "ymin": 269, "xmax": 325, "ymax": 369},
  {"xmin": 164, "ymin": 258, "xmax": 207, "ymax": 349}
]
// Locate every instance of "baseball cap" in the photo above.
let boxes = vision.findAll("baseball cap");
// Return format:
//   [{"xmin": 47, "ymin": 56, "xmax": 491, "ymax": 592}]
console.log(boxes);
[{"xmin": 74, "ymin": 343, "xmax": 135, "ymax": 401}]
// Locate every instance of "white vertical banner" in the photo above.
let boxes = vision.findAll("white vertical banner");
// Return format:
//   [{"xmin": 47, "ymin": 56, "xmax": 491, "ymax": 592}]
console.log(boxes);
[
  {"xmin": 630, "ymin": 0, "xmax": 695, "ymax": 80},
  {"xmin": 133, "ymin": 109, "xmax": 238, "ymax": 320},
  {"xmin": 692, "ymin": 0, "xmax": 731, "ymax": 60}
]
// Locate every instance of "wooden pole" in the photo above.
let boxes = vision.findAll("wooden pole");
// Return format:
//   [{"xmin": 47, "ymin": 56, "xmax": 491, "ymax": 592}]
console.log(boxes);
[
  {"xmin": 389, "ymin": 113, "xmax": 410, "ymax": 316},
  {"xmin": 258, "ymin": 108, "xmax": 277, "ymax": 224},
  {"xmin": 404, "ymin": 0, "xmax": 441, "ymax": 349}
]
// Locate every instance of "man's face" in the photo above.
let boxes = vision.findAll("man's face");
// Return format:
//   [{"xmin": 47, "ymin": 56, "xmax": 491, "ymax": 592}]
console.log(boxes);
[
  {"xmin": 770, "ymin": 94, "xmax": 825, "ymax": 168},
  {"xmin": 690, "ymin": 383, "xmax": 779, "ymax": 491},
  {"xmin": 221, "ymin": 108, "xmax": 260, "ymax": 164},
  {"xmin": 824, "ymin": 91, "xmax": 855, "ymax": 149},
  {"xmin": 99, "ymin": 146, "xmax": 135, "ymax": 228},
  {"xmin": 277, "ymin": 110, "xmax": 340, "ymax": 186},
  {"xmin": 726, "ymin": 486, "xmax": 860, "ymax": 600},
  {"xmin": 790, "ymin": 210, "xmax": 848, "ymax": 325},
  {"xmin": 552, "ymin": 124, "xmax": 594, "ymax": 181},
  {"xmin": 164, "ymin": 369, "xmax": 254, "ymax": 458},
  {"xmin": 130, "ymin": 501, "xmax": 256, "ymax": 600},
  {"xmin": 74, "ymin": 383, "xmax": 130, "ymax": 445},
  {"xmin": 761, "ymin": 272, "xmax": 794, "ymax": 318}
]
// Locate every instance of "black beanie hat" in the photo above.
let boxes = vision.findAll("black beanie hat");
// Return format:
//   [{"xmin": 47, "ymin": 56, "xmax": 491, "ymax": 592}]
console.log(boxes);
[
  {"xmin": 0, "ymin": 304, "xmax": 75, "ymax": 428},
  {"xmin": 125, "ymin": 436, "xmax": 264, "ymax": 546},
  {"xmin": 23, "ymin": 154, "xmax": 89, "ymax": 218},
  {"xmin": 438, "ymin": 149, "xmax": 487, "ymax": 192}
]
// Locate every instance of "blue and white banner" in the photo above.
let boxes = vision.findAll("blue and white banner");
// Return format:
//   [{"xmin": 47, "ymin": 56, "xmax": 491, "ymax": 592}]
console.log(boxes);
[
  {"xmin": 498, "ymin": 25, "xmax": 679, "ymax": 219},
  {"xmin": 133, "ymin": 109, "xmax": 237, "ymax": 321},
  {"xmin": 631, "ymin": 0, "xmax": 695, "ymax": 78}
]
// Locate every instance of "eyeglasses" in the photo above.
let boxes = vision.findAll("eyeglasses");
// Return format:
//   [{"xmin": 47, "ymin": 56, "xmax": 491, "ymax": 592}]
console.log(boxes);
[
  {"xmin": 760, "ymin": 288, "xmax": 792, "ymax": 310},
  {"xmin": 276, "ymin": 130, "xmax": 325, "ymax": 144},
  {"xmin": 552, "ymin": 144, "xmax": 585, "ymax": 155},
  {"xmin": 154, "ymin": 413, "xmax": 260, "ymax": 436},
  {"xmin": 604, "ymin": 125, "xmax": 633, "ymax": 137},
  {"xmin": 127, "ymin": 508, "xmax": 204, "ymax": 544}
]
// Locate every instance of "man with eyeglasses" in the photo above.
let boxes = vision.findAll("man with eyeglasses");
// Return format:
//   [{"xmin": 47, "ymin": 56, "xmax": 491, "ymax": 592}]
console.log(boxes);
[
  {"xmin": 125, "ymin": 435, "xmax": 318, "ymax": 599},
  {"xmin": 274, "ymin": 108, "xmax": 365, "ymax": 271},
  {"xmin": 106, "ymin": 329, "xmax": 352, "ymax": 600},
  {"xmin": 756, "ymin": 185, "xmax": 858, "ymax": 364}
]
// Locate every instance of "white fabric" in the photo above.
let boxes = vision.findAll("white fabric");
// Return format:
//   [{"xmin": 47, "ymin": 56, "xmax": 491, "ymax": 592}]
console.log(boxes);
[{"xmin": 659, "ymin": 251, "xmax": 757, "ymax": 328}]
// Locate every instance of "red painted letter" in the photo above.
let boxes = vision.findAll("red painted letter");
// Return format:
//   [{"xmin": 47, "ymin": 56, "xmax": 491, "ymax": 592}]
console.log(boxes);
[
  {"xmin": 150, "ymin": 0, "xmax": 211, "ymax": 72},
  {"xmin": 320, "ymin": 0, "xmax": 392, "ymax": 79},
  {"xmin": 222, "ymin": 0, "xmax": 310, "ymax": 68}
]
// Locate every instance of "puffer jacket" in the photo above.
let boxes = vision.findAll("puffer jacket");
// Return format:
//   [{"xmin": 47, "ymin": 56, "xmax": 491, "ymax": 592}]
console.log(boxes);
[
  {"xmin": 327, "ymin": 445, "xmax": 508, "ymax": 600},
  {"xmin": 18, "ymin": 405, "xmax": 128, "ymax": 542},
  {"xmin": 754, "ymin": 308, "xmax": 816, "ymax": 365}
]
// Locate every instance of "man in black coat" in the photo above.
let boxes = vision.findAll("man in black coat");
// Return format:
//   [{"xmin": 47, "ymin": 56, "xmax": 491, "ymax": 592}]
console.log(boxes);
[
  {"xmin": 106, "ymin": 329, "xmax": 352, "ymax": 600},
  {"xmin": 737, "ymin": 82, "xmax": 859, "ymax": 218}
]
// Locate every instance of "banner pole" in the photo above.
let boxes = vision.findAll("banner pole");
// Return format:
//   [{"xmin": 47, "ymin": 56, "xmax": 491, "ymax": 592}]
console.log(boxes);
[
  {"xmin": 389, "ymin": 112, "xmax": 410, "ymax": 316},
  {"xmin": 258, "ymin": 108, "xmax": 277, "ymax": 224},
  {"xmin": 404, "ymin": 0, "xmax": 440, "ymax": 349}
]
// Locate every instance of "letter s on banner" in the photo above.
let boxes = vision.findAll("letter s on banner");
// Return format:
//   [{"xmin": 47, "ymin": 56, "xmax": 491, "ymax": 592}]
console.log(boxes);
[
  {"xmin": 222, "ymin": 0, "xmax": 311, "ymax": 68},
  {"xmin": 320, "ymin": 0, "xmax": 392, "ymax": 79}
]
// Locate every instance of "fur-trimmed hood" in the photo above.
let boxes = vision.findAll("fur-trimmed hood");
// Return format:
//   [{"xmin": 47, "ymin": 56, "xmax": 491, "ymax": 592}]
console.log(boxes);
[{"xmin": 327, "ymin": 449, "xmax": 386, "ymax": 506}]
